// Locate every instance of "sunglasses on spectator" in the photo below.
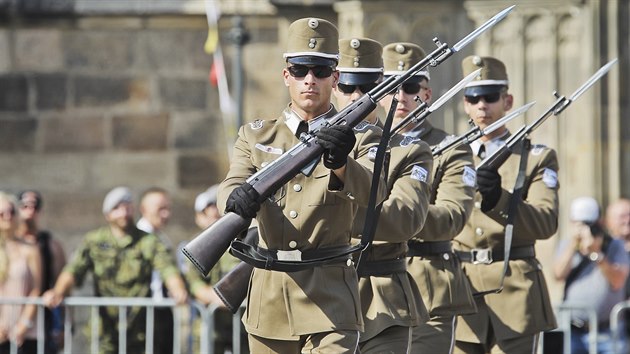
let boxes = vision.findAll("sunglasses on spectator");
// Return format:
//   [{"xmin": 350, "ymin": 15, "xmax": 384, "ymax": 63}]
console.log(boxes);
[
  {"xmin": 464, "ymin": 92, "xmax": 502, "ymax": 104},
  {"xmin": 337, "ymin": 82, "xmax": 378, "ymax": 94},
  {"xmin": 287, "ymin": 65, "xmax": 335, "ymax": 79}
]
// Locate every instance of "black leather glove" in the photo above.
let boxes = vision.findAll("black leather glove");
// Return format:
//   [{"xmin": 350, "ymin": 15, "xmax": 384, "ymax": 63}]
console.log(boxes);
[
  {"xmin": 225, "ymin": 183, "xmax": 261, "ymax": 219},
  {"xmin": 315, "ymin": 125, "xmax": 356, "ymax": 170},
  {"xmin": 476, "ymin": 166, "xmax": 502, "ymax": 212}
]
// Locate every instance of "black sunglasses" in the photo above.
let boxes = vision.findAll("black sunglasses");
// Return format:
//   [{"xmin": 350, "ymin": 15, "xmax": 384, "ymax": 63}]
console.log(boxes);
[
  {"xmin": 337, "ymin": 82, "xmax": 378, "ymax": 94},
  {"xmin": 390, "ymin": 83, "xmax": 425, "ymax": 95},
  {"xmin": 464, "ymin": 92, "xmax": 502, "ymax": 104},
  {"xmin": 287, "ymin": 65, "xmax": 334, "ymax": 79}
]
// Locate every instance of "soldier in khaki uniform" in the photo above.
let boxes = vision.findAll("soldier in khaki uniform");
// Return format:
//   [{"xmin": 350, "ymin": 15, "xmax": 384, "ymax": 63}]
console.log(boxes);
[
  {"xmin": 452, "ymin": 56, "xmax": 558, "ymax": 354},
  {"xmin": 217, "ymin": 18, "xmax": 386, "ymax": 353},
  {"xmin": 378, "ymin": 43, "xmax": 478, "ymax": 354},
  {"xmin": 42, "ymin": 186, "xmax": 188, "ymax": 354},
  {"xmin": 333, "ymin": 38, "xmax": 433, "ymax": 353}
]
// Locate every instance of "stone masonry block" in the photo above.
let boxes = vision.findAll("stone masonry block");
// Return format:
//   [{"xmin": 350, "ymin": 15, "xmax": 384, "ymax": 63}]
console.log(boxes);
[
  {"xmin": 88, "ymin": 152, "xmax": 176, "ymax": 189},
  {"xmin": 158, "ymin": 77, "xmax": 207, "ymax": 110},
  {"xmin": 15, "ymin": 29, "xmax": 63, "ymax": 71},
  {"xmin": 73, "ymin": 75, "xmax": 131, "ymax": 107},
  {"xmin": 0, "ymin": 30, "xmax": 10, "ymax": 73},
  {"xmin": 137, "ymin": 30, "xmax": 209, "ymax": 73},
  {"xmin": 0, "ymin": 74, "xmax": 28, "ymax": 111},
  {"xmin": 177, "ymin": 154, "xmax": 225, "ymax": 189},
  {"xmin": 63, "ymin": 31, "xmax": 134, "ymax": 71},
  {"xmin": 0, "ymin": 118, "xmax": 37, "ymax": 151},
  {"xmin": 34, "ymin": 73, "xmax": 67, "ymax": 110},
  {"xmin": 112, "ymin": 113, "xmax": 169, "ymax": 151},
  {"xmin": 41, "ymin": 116, "xmax": 105, "ymax": 152},
  {"xmin": 172, "ymin": 112, "xmax": 225, "ymax": 149},
  {"xmin": 0, "ymin": 153, "xmax": 91, "ymax": 191}
]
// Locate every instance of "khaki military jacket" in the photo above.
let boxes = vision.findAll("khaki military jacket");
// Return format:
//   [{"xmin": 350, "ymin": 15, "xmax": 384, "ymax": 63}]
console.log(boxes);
[
  {"xmin": 406, "ymin": 122, "xmax": 478, "ymax": 316},
  {"xmin": 217, "ymin": 106, "xmax": 386, "ymax": 340},
  {"xmin": 65, "ymin": 225, "xmax": 180, "ymax": 323},
  {"xmin": 354, "ymin": 128, "xmax": 434, "ymax": 341},
  {"xmin": 454, "ymin": 133, "xmax": 559, "ymax": 341}
]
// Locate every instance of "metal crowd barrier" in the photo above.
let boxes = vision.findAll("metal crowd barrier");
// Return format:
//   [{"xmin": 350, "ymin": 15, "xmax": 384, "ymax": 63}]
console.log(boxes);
[
  {"xmin": 554, "ymin": 303, "xmax": 599, "ymax": 354},
  {"xmin": 0, "ymin": 296, "xmax": 246, "ymax": 354},
  {"xmin": 610, "ymin": 300, "xmax": 630, "ymax": 354}
]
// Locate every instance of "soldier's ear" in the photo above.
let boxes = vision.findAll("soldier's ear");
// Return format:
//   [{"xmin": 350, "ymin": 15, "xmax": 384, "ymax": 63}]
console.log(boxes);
[
  {"xmin": 503, "ymin": 93, "xmax": 513, "ymax": 111},
  {"xmin": 282, "ymin": 68, "xmax": 290, "ymax": 86}
]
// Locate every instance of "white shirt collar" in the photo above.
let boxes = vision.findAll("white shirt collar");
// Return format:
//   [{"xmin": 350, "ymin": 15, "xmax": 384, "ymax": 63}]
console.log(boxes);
[
  {"xmin": 471, "ymin": 129, "xmax": 509, "ymax": 156},
  {"xmin": 284, "ymin": 105, "xmax": 334, "ymax": 135}
]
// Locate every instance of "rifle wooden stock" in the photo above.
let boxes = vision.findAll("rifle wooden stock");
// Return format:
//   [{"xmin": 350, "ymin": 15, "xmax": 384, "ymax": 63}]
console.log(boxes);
[
  {"xmin": 181, "ymin": 212, "xmax": 251, "ymax": 277},
  {"xmin": 214, "ymin": 262, "xmax": 254, "ymax": 313}
]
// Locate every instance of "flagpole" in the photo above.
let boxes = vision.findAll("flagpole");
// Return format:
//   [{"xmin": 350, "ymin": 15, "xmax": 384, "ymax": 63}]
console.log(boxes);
[{"xmin": 229, "ymin": 16, "xmax": 249, "ymax": 132}]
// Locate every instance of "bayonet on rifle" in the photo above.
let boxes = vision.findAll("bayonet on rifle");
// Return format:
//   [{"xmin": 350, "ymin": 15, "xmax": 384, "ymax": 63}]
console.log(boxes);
[{"xmin": 477, "ymin": 58, "xmax": 617, "ymax": 170}]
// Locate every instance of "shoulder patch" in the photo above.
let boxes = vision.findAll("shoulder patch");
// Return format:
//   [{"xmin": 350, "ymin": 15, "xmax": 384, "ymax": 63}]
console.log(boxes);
[
  {"xmin": 367, "ymin": 146, "xmax": 378, "ymax": 161},
  {"xmin": 249, "ymin": 119, "xmax": 264, "ymax": 130},
  {"xmin": 400, "ymin": 136, "xmax": 421, "ymax": 147},
  {"xmin": 411, "ymin": 165, "xmax": 429, "ymax": 182},
  {"xmin": 530, "ymin": 144, "xmax": 547, "ymax": 156},
  {"xmin": 462, "ymin": 166, "xmax": 477, "ymax": 187},
  {"xmin": 542, "ymin": 168, "xmax": 558, "ymax": 188},
  {"xmin": 353, "ymin": 120, "xmax": 372, "ymax": 132}
]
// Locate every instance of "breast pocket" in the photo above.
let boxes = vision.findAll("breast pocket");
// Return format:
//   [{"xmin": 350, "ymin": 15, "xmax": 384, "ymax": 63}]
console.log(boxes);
[
  {"xmin": 307, "ymin": 170, "xmax": 341, "ymax": 206},
  {"xmin": 91, "ymin": 248, "xmax": 118, "ymax": 279}
]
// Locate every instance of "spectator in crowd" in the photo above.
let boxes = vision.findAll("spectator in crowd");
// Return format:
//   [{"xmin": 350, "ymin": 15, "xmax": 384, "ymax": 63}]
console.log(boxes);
[
  {"xmin": 554, "ymin": 196, "xmax": 629, "ymax": 354},
  {"xmin": 17, "ymin": 190, "xmax": 66, "ymax": 354},
  {"xmin": 180, "ymin": 185, "xmax": 246, "ymax": 354},
  {"xmin": 42, "ymin": 186, "xmax": 187, "ymax": 354},
  {"xmin": 0, "ymin": 191, "xmax": 42, "ymax": 354},
  {"xmin": 606, "ymin": 198, "xmax": 630, "ymax": 251},
  {"xmin": 136, "ymin": 187, "xmax": 182, "ymax": 354}
]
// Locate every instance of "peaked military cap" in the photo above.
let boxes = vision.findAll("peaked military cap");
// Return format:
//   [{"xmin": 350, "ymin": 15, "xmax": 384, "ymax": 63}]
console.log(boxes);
[
  {"xmin": 382, "ymin": 42, "xmax": 429, "ymax": 83},
  {"xmin": 462, "ymin": 55, "xmax": 509, "ymax": 96},
  {"xmin": 284, "ymin": 17, "xmax": 339, "ymax": 67},
  {"xmin": 337, "ymin": 38, "xmax": 383, "ymax": 85}
]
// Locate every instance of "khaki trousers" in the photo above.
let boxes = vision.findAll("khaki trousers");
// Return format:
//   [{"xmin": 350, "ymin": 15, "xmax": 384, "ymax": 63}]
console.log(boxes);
[
  {"xmin": 249, "ymin": 330, "xmax": 359, "ymax": 354},
  {"xmin": 453, "ymin": 333, "xmax": 540, "ymax": 354},
  {"xmin": 358, "ymin": 325, "xmax": 411, "ymax": 354},
  {"xmin": 411, "ymin": 315, "xmax": 456, "ymax": 354}
]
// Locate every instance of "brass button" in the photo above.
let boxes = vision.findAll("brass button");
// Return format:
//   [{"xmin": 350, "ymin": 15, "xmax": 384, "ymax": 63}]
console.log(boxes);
[
  {"xmin": 288, "ymin": 241, "xmax": 297, "ymax": 249},
  {"xmin": 443, "ymin": 253, "xmax": 450, "ymax": 261},
  {"xmin": 474, "ymin": 201, "xmax": 482, "ymax": 209},
  {"xmin": 475, "ymin": 227, "xmax": 484, "ymax": 236},
  {"xmin": 346, "ymin": 259, "xmax": 353, "ymax": 267},
  {"xmin": 289, "ymin": 210, "xmax": 298, "ymax": 218},
  {"xmin": 293, "ymin": 184, "xmax": 302, "ymax": 192}
]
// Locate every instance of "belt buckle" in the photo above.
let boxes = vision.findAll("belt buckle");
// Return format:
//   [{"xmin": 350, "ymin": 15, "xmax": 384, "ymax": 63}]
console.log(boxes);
[
  {"xmin": 277, "ymin": 249, "xmax": 302, "ymax": 261},
  {"xmin": 471, "ymin": 248, "xmax": 493, "ymax": 264}
]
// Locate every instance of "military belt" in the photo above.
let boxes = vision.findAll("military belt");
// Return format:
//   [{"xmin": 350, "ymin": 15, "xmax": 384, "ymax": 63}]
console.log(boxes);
[
  {"xmin": 229, "ymin": 239, "xmax": 353, "ymax": 272},
  {"xmin": 356, "ymin": 258, "xmax": 407, "ymax": 277},
  {"xmin": 407, "ymin": 240, "xmax": 452, "ymax": 257},
  {"xmin": 455, "ymin": 245, "xmax": 535, "ymax": 264}
]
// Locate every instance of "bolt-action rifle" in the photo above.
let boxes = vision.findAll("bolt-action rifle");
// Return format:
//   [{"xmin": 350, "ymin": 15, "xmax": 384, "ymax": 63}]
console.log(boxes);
[
  {"xmin": 477, "ymin": 58, "xmax": 617, "ymax": 171},
  {"xmin": 182, "ymin": 6, "xmax": 516, "ymax": 277}
]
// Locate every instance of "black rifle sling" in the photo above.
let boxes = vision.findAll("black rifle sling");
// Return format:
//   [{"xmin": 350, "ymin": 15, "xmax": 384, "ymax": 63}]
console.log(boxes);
[
  {"xmin": 475, "ymin": 138, "xmax": 530, "ymax": 297},
  {"xmin": 355, "ymin": 98, "xmax": 398, "ymax": 270}
]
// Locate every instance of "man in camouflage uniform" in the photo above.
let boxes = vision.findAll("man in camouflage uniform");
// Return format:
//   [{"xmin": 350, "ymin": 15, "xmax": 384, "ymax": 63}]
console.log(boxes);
[
  {"xmin": 217, "ymin": 18, "xmax": 386, "ymax": 353},
  {"xmin": 43, "ymin": 186, "xmax": 188, "ymax": 354},
  {"xmin": 452, "ymin": 56, "xmax": 558, "ymax": 354},
  {"xmin": 332, "ymin": 37, "xmax": 433, "ymax": 353},
  {"xmin": 382, "ymin": 43, "xmax": 478, "ymax": 353}
]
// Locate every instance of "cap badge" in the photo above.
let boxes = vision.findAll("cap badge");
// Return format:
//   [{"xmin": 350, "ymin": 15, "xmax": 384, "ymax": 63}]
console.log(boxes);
[
  {"xmin": 309, "ymin": 38, "xmax": 317, "ymax": 49},
  {"xmin": 397, "ymin": 60, "xmax": 405, "ymax": 71},
  {"xmin": 350, "ymin": 39, "xmax": 360, "ymax": 49},
  {"xmin": 472, "ymin": 55, "xmax": 483, "ymax": 66},
  {"xmin": 353, "ymin": 58, "xmax": 360, "ymax": 67},
  {"xmin": 308, "ymin": 18, "xmax": 319, "ymax": 29},
  {"xmin": 395, "ymin": 44, "xmax": 405, "ymax": 54}
]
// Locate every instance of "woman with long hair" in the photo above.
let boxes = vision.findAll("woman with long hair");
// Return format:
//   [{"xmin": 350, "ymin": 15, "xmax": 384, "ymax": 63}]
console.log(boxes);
[{"xmin": 0, "ymin": 191, "xmax": 42, "ymax": 354}]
